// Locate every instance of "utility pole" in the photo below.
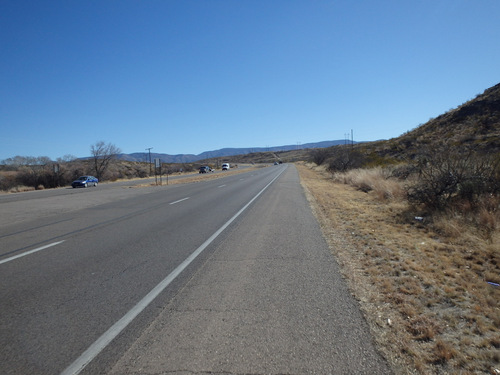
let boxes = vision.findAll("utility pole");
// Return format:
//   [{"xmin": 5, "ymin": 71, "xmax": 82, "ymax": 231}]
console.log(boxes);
[{"xmin": 146, "ymin": 147, "xmax": 153, "ymax": 175}]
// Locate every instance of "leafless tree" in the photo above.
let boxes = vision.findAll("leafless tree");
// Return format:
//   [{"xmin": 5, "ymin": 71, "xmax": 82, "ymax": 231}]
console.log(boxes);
[
  {"xmin": 56, "ymin": 154, "xmax": 78, "ymax": 163},
  {"xmin": 407, "ymin": 146, "xmax": 500, "ymax": 210},
  {"xmin": 310, "ymin": 148, "xmax": 329, "ymax": 166},
  {"xmin": 4, "ymin": 156, "xmax": 54, "ymax": 189},
  {"xmin": 90, "ymin": 141, "xmax": 121, "ymax": 180}
]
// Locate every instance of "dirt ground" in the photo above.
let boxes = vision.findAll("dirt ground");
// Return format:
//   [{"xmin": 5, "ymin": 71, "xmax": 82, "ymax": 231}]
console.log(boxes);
[{"xmin": 296, "ymin": 162, "xmax": 500, "ymax": 375}]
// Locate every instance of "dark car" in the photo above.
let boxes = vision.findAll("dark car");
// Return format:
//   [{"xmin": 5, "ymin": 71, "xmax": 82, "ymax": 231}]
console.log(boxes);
[
  {"xmin": 199, "ymin": 166, "xmax": 210, "ymax": 173},
  {"xmin": 71, "ymin": 175, "xmax": 98, "ymax": 188}
]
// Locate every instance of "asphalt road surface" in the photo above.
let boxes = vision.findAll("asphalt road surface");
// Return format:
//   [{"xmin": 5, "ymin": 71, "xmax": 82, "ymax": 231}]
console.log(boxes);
[{"xmin": 0, "ymin": 164, "xmax": 391, "ymax": 374}]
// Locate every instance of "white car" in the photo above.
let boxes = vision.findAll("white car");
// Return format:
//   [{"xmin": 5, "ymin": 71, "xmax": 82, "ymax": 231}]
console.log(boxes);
[{"xmin": 222, "ymin": 163, "xmax": 230, "ymax": 171}]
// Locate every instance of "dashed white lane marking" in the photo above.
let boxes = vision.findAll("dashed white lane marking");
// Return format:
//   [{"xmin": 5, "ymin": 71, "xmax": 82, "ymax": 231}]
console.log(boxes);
[
  {"xmin": 0, "ymin": 241, "xmax": 65, "ymax": 265},
  {"xmin": 169, "ymin": 197, "xmax": 190, "ymax": 205},
  {"xmin": 61, "ymin": 166, "xmax": 287, "ymax": 375}
]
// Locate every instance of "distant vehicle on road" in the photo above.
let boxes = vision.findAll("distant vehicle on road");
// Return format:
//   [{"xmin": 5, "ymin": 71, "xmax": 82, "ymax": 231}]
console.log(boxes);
[
  {"xmin": 222, "ymin": 163, "xmax": 230, "ymax": 171},
  {"xmin": 71, "ymin": 176, "xmax": 98, "ymax": 188},
  {"xmin": 199, "ymin": 166, "xmax": 212, "ymax": 173}
]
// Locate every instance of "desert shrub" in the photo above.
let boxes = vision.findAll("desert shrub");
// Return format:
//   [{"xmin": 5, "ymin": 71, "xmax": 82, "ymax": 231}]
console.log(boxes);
[
  {"xmin": 16, "ymin": 168, "xmax": 45, "ymax": 189},
  {"xmin": 310, "ymin": 148, "xmax": 330, "ymax": 166},
  {"xmin": 135, "ymin": 166, "xmax": 149, "ymax": 178},
  {"xmin": 181, "ymin": 164, "xmax": 195, "ymax": 172},
  {"xmin": 16, "ymin": 168, "xmax": 68, "ymax": 189},
  {"xmin": 0, "ymin": 173, "xmax": 18, "ymax": 191},
  {"xmin": 407, "ymin": 147, "xmax": 500, "ymax": 210},
  {"xmin": 327, "ymin": 148, "xmax": 367, "ymax": 172},
  {"xmin": 391, "ymin": 163, "xmax": 418, "ymax": 179}
]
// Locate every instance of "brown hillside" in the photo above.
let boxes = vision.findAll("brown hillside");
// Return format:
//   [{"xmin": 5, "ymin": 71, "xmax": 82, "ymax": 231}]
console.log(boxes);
[
  {"xmin": 197, "ymin": 82, "xmax": 500, "ymax": 167},
  {"xmin": 373, "ymin": 82, "xmax": 500, "ymax": 160},
  {"xmin": 297, "ymin": 82, "xmax": 500, "ymax": 374},
  {"xmin": 224, "ymin": 83, "xmax": 500, "ymax": 166}
]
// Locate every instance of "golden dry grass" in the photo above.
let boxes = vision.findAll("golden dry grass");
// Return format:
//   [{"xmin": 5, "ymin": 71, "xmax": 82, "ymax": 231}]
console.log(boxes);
[{"xmin": 296, "ymin": 162, "xmax": 500, "ymax": 375}]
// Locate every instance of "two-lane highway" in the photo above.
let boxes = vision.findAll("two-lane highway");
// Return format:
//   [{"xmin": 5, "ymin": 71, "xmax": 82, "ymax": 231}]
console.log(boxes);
[{"xmin": 0, "ymin": 165, "xmax": 287, "ymax": 374}]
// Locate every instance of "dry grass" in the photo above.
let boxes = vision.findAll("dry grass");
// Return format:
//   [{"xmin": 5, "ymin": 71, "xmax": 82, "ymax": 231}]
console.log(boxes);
[
  {"xmin": 296, "ymin": 162, "xmax": 500, "ymax": 375},
  {"xmin": 331, "ymin": 167, "xmax": 406, "ymax": 200},
  {"xmin": 0, "ymin": 171, "xmax": 34, "ymax": 193}
]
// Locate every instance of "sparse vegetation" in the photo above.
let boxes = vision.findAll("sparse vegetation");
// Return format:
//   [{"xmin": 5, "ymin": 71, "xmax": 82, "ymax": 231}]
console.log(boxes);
[
  {"xmin": 297, "ymin": 162, "xmax": 499, "ymax": 374},
  {"xmin": 0, "ymin": 158, "xmax": 192, "ymax": 192},
  {"xmin": 295, "ymin": 82, "xmax": 500, "ymax": 374},
  {"xmin": 0, "ymin": 139, "xmax": 220, "ymax": 192}
]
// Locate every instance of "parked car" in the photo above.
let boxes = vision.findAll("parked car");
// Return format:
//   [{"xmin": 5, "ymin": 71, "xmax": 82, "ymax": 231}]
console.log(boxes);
[
  {"xmin": 199, "ymin": 166, "xmax": 211, "ymax": 173},
  {"xmin": 222, "ymin": 163, "xmax": 230, "ymax": 171},
  {"xmin": 71, "ymin": 176, "xmax": 98, "ymax": 188}
]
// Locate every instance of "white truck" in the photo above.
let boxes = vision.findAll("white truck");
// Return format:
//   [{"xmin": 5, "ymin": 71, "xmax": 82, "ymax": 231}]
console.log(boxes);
[{"xmin": 222, "ymin": 163, "xmax": 230, "ymax": 171}]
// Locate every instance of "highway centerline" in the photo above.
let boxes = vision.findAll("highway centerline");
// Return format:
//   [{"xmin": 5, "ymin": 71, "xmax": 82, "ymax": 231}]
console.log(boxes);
[
  {"xmin": 60, "ymin": 167, "xmax": 286, "ymax": 375},
  {"xmin": 0, "ymin": 241, "xmax": 65, "ymax": 265}
]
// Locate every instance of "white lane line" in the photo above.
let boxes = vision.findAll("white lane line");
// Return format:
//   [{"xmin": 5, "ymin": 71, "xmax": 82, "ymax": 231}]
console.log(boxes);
[
  {"xmin": 169, "ymin": 197, "xmax": 189, "ymax": 205},
  {"xmin": 60, "ymin": 166, "xmax": 287, "ymax": 375},
  {"xmin": 218, "ymin": 184, "xmax": 226, "ymax": 188},
  {"xmin": 0, "ymin": 241, "xmax": 65, "ymax": 265}
]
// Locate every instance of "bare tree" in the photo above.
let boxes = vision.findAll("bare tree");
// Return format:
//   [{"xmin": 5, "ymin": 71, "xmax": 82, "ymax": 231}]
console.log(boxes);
[
  {"xmin": 310, "ymin": 148, "xmax": 330, "ymax": 166},
  {"xmin": 90, "ymin": 141, "xmax": 121, "ymax": 180},
  {"xmin": 7, "ymin": 156, "xmax": 53, "ymax": 189},
  {"xmin": 407, "ymin": 146, "xmax": 500, "ymax": 210},
  {"xmin": 56, "ymin": 154, "xmax": 78, "ymax": 163}
]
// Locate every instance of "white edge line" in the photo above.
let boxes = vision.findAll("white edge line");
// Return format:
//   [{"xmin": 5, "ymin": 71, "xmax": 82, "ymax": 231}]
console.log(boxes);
[
  {"xmin": 169, "ymin": 197, "xmax": 189, "ymax": 205},
  {"xmin": 0, "ymin": 241, "xmax": 65, "ymax": 265},
  {"xmin": 61, "ymin": 166, "xmax": 287, "ymax": 375}
]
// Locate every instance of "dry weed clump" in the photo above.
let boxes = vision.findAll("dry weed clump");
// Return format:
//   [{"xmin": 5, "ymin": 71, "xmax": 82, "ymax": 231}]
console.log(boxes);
[
  {"xmin": 9, "ymin": 185, "xmax": 35, "ymax": 193},
  {"xmin": 296, "ymin": 162, "xmax": 500, "ymax": 375},
  {"xmin": 430, "ymin": 193, "xmax": 500, "ymax": 244},
  {"xmin": 332, "ymin": 167, "xmax": 405, "ymax": 201}
]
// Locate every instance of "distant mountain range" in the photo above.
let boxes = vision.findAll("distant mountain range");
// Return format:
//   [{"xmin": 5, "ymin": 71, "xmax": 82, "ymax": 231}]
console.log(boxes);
[{"xmin": 117, "ymin": 140, "xmax": 359, "ymax": 163}]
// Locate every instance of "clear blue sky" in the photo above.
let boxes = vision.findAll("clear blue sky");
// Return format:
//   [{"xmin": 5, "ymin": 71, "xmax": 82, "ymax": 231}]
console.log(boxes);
[{"xmin": 1, "ymin": 0, "xmax": 499, "ymax": 161}]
